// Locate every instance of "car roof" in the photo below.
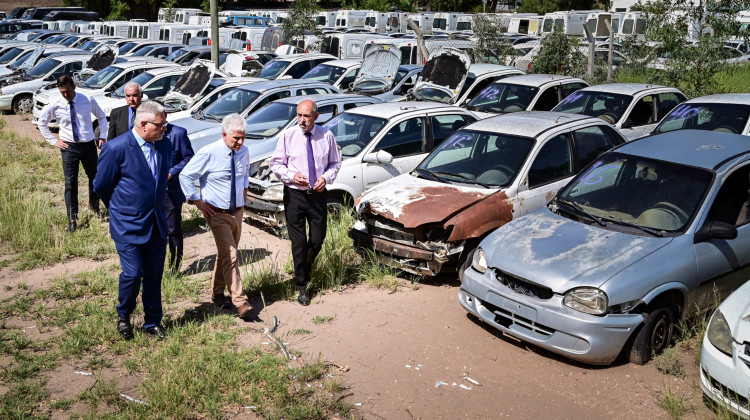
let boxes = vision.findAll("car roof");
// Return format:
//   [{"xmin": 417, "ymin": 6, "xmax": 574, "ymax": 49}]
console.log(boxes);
[
  {"xmin": 318, "ymin": 58, "xmax": 362, "ymax": 68},
  {"xmin": 617, "ymin": 130, "xmax": 750, "ymax": 170},
  {"xmin": 466, "ymin": 111, "xmax": 596, "ymax": 137},
  {"xmin": 54, "ymin": 53, "xmax": 94, "ymax": 62},
  {"xmin": 237, "ymin": 79, "xmax": 336, "ymax": 92},
  {"xmin": 495, "ymin": 74, "xmax": 584, "ymax": 86},
  {"xmin": 468, "ymin": 63, "xmax": 520, "ymax": 76},
  {"xmin": 273, "ymin": 53, "xmax": 337, "ymax": 62},
  {"xmin": 683, "ymin": 93, "xmax": 750, "ymax": 105},
  {"xmin": 346, "ymin": 101, "xmax": 467, "ymax": 119},
  {"xmin": 143, "ymin": 66, "xmax": 187, "ymax": 75},
  {"xmin": 109, "ymin": 59, "xmax": 175, "ymax": 69},
  {"xmin": 271, "ymin": 93, "xmax": 375, "ymax": 105},
  {"xmin": 575, "ymin": 83, "xmax": 676, "ymax": 95}
]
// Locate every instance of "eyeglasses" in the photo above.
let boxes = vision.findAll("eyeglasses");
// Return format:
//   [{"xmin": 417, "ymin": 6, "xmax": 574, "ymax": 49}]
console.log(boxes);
[{"xmin": 146, "ymin": 120, "xmax": 168, "ymax": 129}]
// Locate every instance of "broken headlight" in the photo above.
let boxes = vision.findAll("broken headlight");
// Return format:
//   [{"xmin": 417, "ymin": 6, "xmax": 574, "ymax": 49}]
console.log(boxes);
[
  {"xmin": 471, "ymin": 247, "xmax": 487, "ymax": 274},
  {"xmin": 707, "ymin": 310, "xmax": 733, "ymax": 357},
  {"xmin": 261, "ymin": 184, "xmax": 284, "ymax": 202},
  {"xmin": 563, "ymin": 288, "xmax": 608, "ymax": 315}
]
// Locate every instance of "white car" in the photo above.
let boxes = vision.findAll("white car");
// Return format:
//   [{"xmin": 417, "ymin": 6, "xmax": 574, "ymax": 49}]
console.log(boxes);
[
  {"xmin": 164, "ymin": 76, "xmax": 261, "ymax": 122},
  {"xmin": 300, "ymin": 58, "xmax": 362, "ymax": 90},
  {"xmin": 651, "ymin": 93, "xmax": 750, "ymax": 136},
  {"xmin": 701, "ymin": 279, "xmax": 750, "ymax": 417},
  {"xmin": 96, "ymin": 65, "xmax": 194, "ymax": 116}
]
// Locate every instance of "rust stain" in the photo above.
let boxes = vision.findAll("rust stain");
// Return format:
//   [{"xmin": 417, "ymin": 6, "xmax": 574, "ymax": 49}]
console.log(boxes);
[
  {"xmin": 444, "ymin": 191, "xmax": 513, "ymax": 242},
  {"xmin": 397, "ymin": 186, "xmax": 488, "ymax": 228}
]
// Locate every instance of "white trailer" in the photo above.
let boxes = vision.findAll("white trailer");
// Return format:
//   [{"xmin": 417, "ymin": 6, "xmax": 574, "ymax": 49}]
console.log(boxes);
[
  {"xmin": 316, "ymin": 11, "xmax": 337, "ymax": 28},
  {"xmin": 158, "ymin": 7, "xmax": 203, "ymax": 23},
  {"xmin": 405, "ymin": 13, "xmax": 435, "ymax": 33},
  {"xmin": 456, "ymin": 14, "xmax": 474, "ymax": 32},
  {"xmin": 101, "ymin": 21, "xmax": 129, "ymax": 38},
  {"xmin": 507, "ymin": 15, "xmax": 543, "ymax": 35},
  {"xmin": 541, "ymin": 10, "xmax": 601, "ymax": 37},
  {"xmin": 127, "ymin": 20, "xmax": 150, "ymax": 39},
  {"xmin": 585, "ymin": 11, "xmax": 613, "ymax": 41},
  {"xmin": 616, "ymin": 11, "xmax": 646, "ymax": 41},
  {"xmin": 159, "ymin": 24, "xmax": 205, "ymax": 43},
  {"xmin": 365, "ymin": 11, "xmax": 389, "ymax": 33},
  {"xmin": 432, "ymin": 12, "xmax": 471, "ymax": 31},
  {"xmin": 336, "ymin": 10, "xmax": 370, "ymax": 29}
]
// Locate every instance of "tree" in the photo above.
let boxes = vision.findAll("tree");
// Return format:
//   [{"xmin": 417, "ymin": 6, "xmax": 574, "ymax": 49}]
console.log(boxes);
[
  {"xmin": 636, "ymin": 0, "xmax": 750, "ymax": 97},
  {"xmin": 468, "ymin": 14, "xmax": 514, "ymax": 64},
  {"xmin": 281, "ymin": 0, "xmax": 321, "ymax": 45},
  {"xmin": 162, "ymin": 0, "xmax": 178, "ymax": 22},
  {"xmin": 518, "ymin": 0, "xmax": 597, "ymax": 15},
  {"xmin": 106, "ymin": 0, "xmax": 129, "ymax": 20},
  {"xmin": 531, "ymin": 28, "xmax": 586, "ymax": 77}
]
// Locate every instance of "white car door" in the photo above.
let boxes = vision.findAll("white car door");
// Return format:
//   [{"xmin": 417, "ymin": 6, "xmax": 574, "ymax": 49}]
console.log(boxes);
[
  {"xmin": 515, "ymin": 131, "xmax": 575, "ymax": 216},
  {"xmin": 361, "ymin": 115, "xmax": 427, "ymax": 190}
]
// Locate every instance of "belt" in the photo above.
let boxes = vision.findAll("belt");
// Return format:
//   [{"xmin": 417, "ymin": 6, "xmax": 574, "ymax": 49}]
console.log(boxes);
[
  {"xmin": 208, "ymin": 204, "xmax": 242, "ymax": 214},
  {"xmin": 286, "ymin": 186, "xmax": 323, "ymax": 195}
]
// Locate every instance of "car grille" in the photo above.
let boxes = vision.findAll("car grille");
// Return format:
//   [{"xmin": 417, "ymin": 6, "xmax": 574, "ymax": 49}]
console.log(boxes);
[
  {"xmin": 34, "ymin": 101, "xmax": 45, "ymax": 110},
  {"xmin": 702, "ymin": 367, "xmax": 749, "ymax": 407},
  {"xmin": 482, "ymin": 300, "xmax": 554, "ymax": 336},
  {"xmin": 364, "ymin": 214, "xmax": 415, "ymax": 244},
  {"xmin": 494, "ymin": 269, "xmax": 553, "ymax": 300}
]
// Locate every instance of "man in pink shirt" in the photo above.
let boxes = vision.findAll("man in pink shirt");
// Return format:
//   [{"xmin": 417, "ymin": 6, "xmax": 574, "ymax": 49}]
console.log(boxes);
[{"xmin": 270, "ymin": 99, "xmax": 341, "ymax": 305}]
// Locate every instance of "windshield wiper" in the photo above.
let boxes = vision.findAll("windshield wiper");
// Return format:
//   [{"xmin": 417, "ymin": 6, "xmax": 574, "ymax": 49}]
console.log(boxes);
[
  {"xmin": 202, "ymin": 113, "xmax": 220, "ymax": 122},
  {"xmin": 414, "ymin": 168, "xmax": 450, "ymax": 183},
  {"xmin": 433, "ymin": 171, "xmax": 492, "ymax": 188},
  {"xmin": 604, "ymin": 216, "xmax": 664, "ymax": 237},
  {"xmin": 555, "ymin": 198, "xmax": 605, "ymax": 227}
]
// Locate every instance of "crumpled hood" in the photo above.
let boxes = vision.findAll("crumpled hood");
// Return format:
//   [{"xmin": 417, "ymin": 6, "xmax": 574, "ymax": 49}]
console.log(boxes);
[
  {"xmin": 716, "ymin": 280, "xmax": 750, "ymax": 343},
  {"xmin": 356, "ymin": 174, "xmax": 495, "ymax": 228},
  {"xmin": 484, "ymin": 207, "xmax": 673, "ymax": 293}
]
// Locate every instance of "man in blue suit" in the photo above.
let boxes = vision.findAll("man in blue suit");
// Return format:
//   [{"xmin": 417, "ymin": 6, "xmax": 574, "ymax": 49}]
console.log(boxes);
[
  {"xmin": 93, "ymin": 101, "xmax": 172, "ymax": 341},
  {"xmin": 163, "ymin": 123, "xmax": 194, "ymax": 271}
]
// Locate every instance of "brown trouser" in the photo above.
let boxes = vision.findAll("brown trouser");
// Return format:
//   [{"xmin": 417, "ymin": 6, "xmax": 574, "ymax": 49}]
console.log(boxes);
[{"xmin": 207, "ymin": 208, "xmax": 248, "ymax": 306}]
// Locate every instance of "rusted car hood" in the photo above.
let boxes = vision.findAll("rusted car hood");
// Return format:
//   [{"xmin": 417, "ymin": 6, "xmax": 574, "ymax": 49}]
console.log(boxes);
[
  {"xmin": 356, "ymin": 174, "xmax": 505, "ymax": 230},
  {"xmin": 483, "ymin": 207, "xmax": 673, "ymax": 293}
]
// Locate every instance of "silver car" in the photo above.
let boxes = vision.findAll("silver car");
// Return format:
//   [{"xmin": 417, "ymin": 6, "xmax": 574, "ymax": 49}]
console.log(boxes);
[{"xmin": 460, "ymin": 130, "xmax": 750, "ymax": 365}]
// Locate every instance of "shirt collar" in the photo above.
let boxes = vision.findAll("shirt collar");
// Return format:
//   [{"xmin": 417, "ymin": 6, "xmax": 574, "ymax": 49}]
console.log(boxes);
[
  {"xmin": 300, "ymin": 125, "xmax": 316, "ymax": 137},
  {"xmin": 132, "ymin": 127, "xmax": 147, "ymax": 147}
]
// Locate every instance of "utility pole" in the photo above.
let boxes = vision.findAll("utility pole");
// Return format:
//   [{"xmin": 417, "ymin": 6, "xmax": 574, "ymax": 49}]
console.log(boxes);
[{"xmin": 211, "ymin": 0, "xmax": 219, "ymax": 68}]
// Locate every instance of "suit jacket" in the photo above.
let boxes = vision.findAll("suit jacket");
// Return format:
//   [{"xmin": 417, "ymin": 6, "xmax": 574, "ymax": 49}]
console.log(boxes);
[
  {"xmin": 107, "ymin": 105, "xmax": 132, "ymax": 141},
  {"xmin": 93, "ymin": 131, "xmax": 172, "ymax": 244},
  {"xmin": 164, "ymin": 123, "xmax": 194, "ymax": 205}
]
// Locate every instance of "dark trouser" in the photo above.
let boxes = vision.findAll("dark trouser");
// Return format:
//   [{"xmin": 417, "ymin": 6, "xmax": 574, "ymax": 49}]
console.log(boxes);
[
  {"xmin": 283, "ymin": 186, "xmax": 327, "ymax": 291},
  {"xmin": 164, "ymin": 195, "xmax": 183, "ymax": 270},
  {"xmin": 61, "ymin": 141, "xmax": 99, "ymax": 221},
  {"xmin": 115, "ymin": 229, "xmax": 167, "ymax": 330}
]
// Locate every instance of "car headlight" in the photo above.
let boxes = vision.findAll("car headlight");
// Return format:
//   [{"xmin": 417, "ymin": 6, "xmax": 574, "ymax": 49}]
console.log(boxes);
[
  {"xmin": 260, "ymin": 184, "xmax": 284, "ymax": 202},
  {"xmin": 707, "ymin": 310, "xmax": 733, "ymax": 356},
  {"xmin": 471, "ymin": 247, "xmax": 487, "ymax": 274},
  {"xmin": 563, "ymin": 288, "xmax": 608, "ymax": 315}
]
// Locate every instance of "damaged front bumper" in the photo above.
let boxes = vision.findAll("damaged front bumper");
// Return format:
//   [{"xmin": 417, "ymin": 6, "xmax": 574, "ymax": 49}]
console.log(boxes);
[
  {"xmin": 245, "ymin": 177, "xmax": 286, "ymax": 228},
  {"xmin": 348, "ymin": 220, "xmax": 463, "ymax": 277}
]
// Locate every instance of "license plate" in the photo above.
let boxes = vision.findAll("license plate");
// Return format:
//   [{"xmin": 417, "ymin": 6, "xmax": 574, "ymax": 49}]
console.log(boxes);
[{"xmin": 486, "ymin": 291, "xmax": 537, "ymax": 322}]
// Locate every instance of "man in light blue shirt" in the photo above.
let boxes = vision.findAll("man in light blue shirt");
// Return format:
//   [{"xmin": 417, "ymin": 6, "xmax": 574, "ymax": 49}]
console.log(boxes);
[{"xmin": 179, "ymin": 113, "xmax": 255, "ymax": 320}]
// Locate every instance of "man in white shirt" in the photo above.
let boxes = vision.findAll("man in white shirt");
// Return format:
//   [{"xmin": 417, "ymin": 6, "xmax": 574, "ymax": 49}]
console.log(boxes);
[{"xmin": 38, "ymin": 74, "xmax": 108, "ymax": 233}]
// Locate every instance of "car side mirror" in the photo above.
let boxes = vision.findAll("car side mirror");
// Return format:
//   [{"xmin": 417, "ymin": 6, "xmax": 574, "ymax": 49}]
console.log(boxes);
[
  {"xmin": 362, "ymin": 150, "xmax": 393, "ymax": 164},
  {"xmin": 43, "ymin": 75, "xmax": 54, "ymax": 81},
  {"xmin": 694, "ymin": 221, "xmax": 738, "ymax": 243}
]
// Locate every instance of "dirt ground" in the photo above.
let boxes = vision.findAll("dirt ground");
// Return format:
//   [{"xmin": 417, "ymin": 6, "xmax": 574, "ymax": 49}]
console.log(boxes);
[{"xmin": 1, "ymin": 114, "xmax": 711, "ymax": 419}]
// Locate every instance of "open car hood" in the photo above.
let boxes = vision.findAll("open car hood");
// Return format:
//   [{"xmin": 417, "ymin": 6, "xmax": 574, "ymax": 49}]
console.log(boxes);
[
  {"xmin": 162, "ymin": 59, "xmax": 215, "ymax": 110},
  {"xmin": 17, "ymin": 45, "xmax": 44, "ymax": 71},
  {"xmin": 75, "ymin": 45, "xmax": 117, "ymax": 83},
  {"xmin": 351, "ymin": 44, "xmax": 402, "ymax": 93},
  {"xmin": 411, "ymin": 47, "xmax": 470, "ymax": 104}
]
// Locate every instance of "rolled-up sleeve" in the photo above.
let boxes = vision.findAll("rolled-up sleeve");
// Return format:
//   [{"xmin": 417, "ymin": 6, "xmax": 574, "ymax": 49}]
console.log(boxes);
[{"xmin": 322, "ymin": 130, "xmax": 341, "ymax": 184}]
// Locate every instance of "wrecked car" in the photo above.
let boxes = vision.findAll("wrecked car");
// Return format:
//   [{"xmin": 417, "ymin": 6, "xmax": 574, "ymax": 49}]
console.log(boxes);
[
  {"xmin": 350, "ymin": 111, "xmax": 626, "ymax": 278},
  {"xmin": 460, "ymin": 130, "xmax": 750, "ymax": 365},
  {"xmin": 348, "ymin": 44, "xmax": 422, "ymax": 102}
]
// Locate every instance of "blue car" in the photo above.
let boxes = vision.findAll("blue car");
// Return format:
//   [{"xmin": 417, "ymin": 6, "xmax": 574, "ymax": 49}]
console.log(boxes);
[{"xmin": 460, "ymin": 130, "xmax": 750, "ymax": 365}]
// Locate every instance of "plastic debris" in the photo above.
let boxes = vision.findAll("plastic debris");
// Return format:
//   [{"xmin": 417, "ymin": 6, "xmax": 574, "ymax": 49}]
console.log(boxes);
[
  {"xmin": 261, "ymin": 342, "xmax": 271, "ymax": 345},
  {"xmin": 435, "ymin": 381, "xmax": 448, "ymax": 388},
  {"xmin": 405, "ymin": 364, "xmax": 412, "ymax": 368},
  {"xmin": 354, "ymin": 403, "xmax": 363, "ymax": 406},
  {"xmin": 459, "ymin": 384, "xmax": 473, "ymax": 390},
  {"xmin": 120, "ymin": 393, "xmax": 147, "ymax": 405},
  {"xmin": 464, "ymin": 376, "xmax": 480, "ymax": 385},
  {"xmin": 244, "ymin": 406, "xmax": 257, "ymax": 410},
  {"xmin": 74, "ymin": 371, "xmax": 93, "ymax": 376}
]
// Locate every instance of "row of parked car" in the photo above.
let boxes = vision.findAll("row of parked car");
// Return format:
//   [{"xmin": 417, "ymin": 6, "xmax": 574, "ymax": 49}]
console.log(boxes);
[{"xmin": 2, "ymin": 26, "xmax": 748, "ymax": 416}]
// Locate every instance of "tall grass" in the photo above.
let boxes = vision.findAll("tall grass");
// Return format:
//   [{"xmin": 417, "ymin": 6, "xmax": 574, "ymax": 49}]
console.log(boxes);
[
  {"xmin": 617, "ymin": 64, "xmax": 750, "ymax": 97},
  {"xmin": 311, "ymin": 211, "xmax": 359, "ymax": 291}
]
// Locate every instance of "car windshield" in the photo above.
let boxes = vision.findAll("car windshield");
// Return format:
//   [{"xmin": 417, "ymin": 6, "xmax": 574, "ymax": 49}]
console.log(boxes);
[
  {"xmin": 26, "ymin": 58, "xmax": 59, "ymax": 77},
  {"xmin": 61, "ymin": 37, "xmax": 79, "ymax": 47},
  {"xmin": 467, "ymin": 83, "xmax": 539, "ymax": 113},
  {"xmin": 244, "ymin": 102, "xmax": 295, "ymax": 138},
  {"xmin": 0, "ymin": 47, "xmax": 25, "ymax": 64},
  {"xmin": 111, "ymin": 72, "xmax": 154, "ymax": 98},
  {"xmin": 9, "ymin": 50, "xmax": 37, "ymax": 70},
  {"xmin": 81, "ymin": 66, "xmax": 124, "ymax": 89},
  {"xmin": 353, "ymin": 80, "xmax": 388, "ymax": 93},
  {"xmin": 323, "ymin": 113, "xmax": 387, "ymax": 158},
  {"xmin": 173, "ymin": 51, "xmax": 202, "ymax": 65},
  {"xmin": 553, "ymin": 91, "xmax": 631, "ymax": 124},
  {"xmin": 165, "ymin": 48, "xmax": 189, "ymax": 62},
  {"xmin": 118, "ymin": 42, "xmax": 138, "ymax": 55},
  {"xmin": 79, "ymin": 40, "xmax": 100, "ymax": 51},
  {"xmin": 556, "ymin": 152, "xmax": 713, "ymax": 233},
  {"xmin": 259, "ymin": 60, "xmax": 288, "ymax": 79},
  {"xmin": 200, "ymin": 88, "xmax": 260, "ymax": 120},
  {"xmin": 652, "ymin": 103, "xmax": 750, "ymax": 135},
  {"xmin": 131, "ymin": 45, "xmax": 156, "ymax": 56},
  {"xmin": 418, "ymin": 130, "xmax": 534, "ymax": 187},
  {"xmin": 301, "ymin": 64, "xmax": 346, "ymax": 84}
]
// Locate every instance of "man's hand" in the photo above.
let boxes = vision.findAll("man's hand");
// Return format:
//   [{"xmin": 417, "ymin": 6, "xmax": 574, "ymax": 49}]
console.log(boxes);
[
  {"xmin": 194, "ymin": 199, "xmax": 215, "ymax": 218},
  {"xmin": 293, "ymin": 173, "xmax": 309, "ymax": 187},
  {"xmin": 54, "ymin": 139, "xmax": 69, "ymax": 149},
  {"xmin": 97, "ymin": 138, "xmax": 105, "ymax": 149},
  {"xmin": 313, "ymin": 176, "xmax": 326, "ymax": 192}
]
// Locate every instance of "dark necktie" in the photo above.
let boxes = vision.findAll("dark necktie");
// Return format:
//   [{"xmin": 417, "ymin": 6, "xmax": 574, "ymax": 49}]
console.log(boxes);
[
  {"xmin": 229, "ymin": 150, "xmax": 236, "ymax": 210},
  {"xmin": 69, "ymin": 101, "xmax": 80, "ymax": 142},
  {"xmin": 129, "ymin": 109, "xmax": 135, "ymax": 129},
  {"xmin": 305, "ymin": 131, "xmax": 315, "ymax": 188}
]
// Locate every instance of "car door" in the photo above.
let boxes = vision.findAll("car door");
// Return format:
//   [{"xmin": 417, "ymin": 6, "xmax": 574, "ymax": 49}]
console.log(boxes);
[
  {"xmin": 620, "ymin": 94, "xmax": 658, "ymax": 139},
  {"xmin": 515, "ymin": 130, "xmax": 575, "ymax": 216},
  {"xmin": 361, "ymin": 115, "xmax": 427, "ymax": 190},
  {"xmin": 530, "ymin": 83, "xmax": 562, "ymax": 111},
  {"xmin": 693, "ymin": 163, "xmax": 750, "ymax": 308}
]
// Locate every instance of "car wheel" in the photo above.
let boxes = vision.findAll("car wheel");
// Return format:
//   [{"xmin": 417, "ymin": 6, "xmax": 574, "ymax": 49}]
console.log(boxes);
[
  {"xmin": 458, "ymin": 247, "xmax": 475, "ymax": 283},
  {"xmin": 12, "ymin": 94, "xmax": 33, "ymax": 115},
  {"xmin": 628, "ymin": 304, "xmax": 674, "ymax": 365}
]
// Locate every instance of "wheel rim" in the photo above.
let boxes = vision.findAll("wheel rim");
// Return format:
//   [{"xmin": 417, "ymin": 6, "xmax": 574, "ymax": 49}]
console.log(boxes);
[
  {"xmin": 16, "ymin": 98, "xmax": 32, "ymax": 114},
  {"xmin": 650, "ymin": 313, "xmax": 671, "ymax": 353}
]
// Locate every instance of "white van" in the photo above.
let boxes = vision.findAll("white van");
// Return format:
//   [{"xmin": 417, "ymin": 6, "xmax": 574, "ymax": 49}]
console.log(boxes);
[
  {"xmin": 336, "ymin": 10, "xmax": 370, "ymax": 29},
  {"xmin": 406, "ymin": 13, "xmax": 434, "ymax": 33},
  {"xmin": 507, "ymin": 15, "xmax": 543, "ymax": 35},
  {"xmin": 616, "ymin": 11, "xmax": 646, "ymax": 41},
  {"xmin": 101, "ymin": 21, "xmax": 129, "ymax": 38},
  {"xmin": 316, "ymin": 11, "xmax": 337, "ymax": 28},
  {"xmin": 585, "ymin": 11, "xmax": 613, "ymax": 41},
  {"xmin": 127, "ymin": 20, "xmax": 151, "ymax": 39},
  {"xmin": 541, "ymin": 10, "xmax": 600, "ymax": 37}
]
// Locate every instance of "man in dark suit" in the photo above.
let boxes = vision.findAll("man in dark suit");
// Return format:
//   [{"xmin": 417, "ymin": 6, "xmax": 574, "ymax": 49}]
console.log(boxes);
[
  {"xmin": 94, "ymin": 101, "xmax": 172, "ymax": 341},
  {"xmin": 163, "ymin": 123, "xmax": 194, "ymax": 271},
  {"xmin": 107, "ymin": 81, "xmax": 142, "ymax": 141}
]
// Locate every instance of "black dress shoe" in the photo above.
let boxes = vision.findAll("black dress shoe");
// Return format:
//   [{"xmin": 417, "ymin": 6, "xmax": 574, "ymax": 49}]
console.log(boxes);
[
  {"xmin": 117, "ymin": 317, "xmax": 134, "ymax": 340},
  {"xmin": 143, "ymin": 325, "xmax": 168, "ymax": 340},
  {"xmin": 297, "ymin": 290, "xmax": 311, "ymax": 306},
  {"xmin": 65, "ymin": 221, "xmax": 77, "ymax": 233}
]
